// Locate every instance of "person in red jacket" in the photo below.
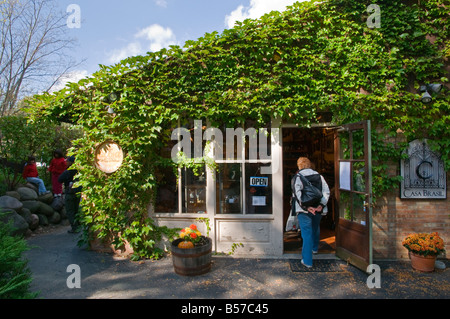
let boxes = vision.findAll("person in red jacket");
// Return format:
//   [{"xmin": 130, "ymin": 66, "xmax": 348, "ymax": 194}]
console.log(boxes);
[
  {"xmin": 22, "ymin": 155, "xmax": 50, "ymax": 195},
  {"xmin": 48, "ymin": 149, "xmax": 66, "ymax": 197}
]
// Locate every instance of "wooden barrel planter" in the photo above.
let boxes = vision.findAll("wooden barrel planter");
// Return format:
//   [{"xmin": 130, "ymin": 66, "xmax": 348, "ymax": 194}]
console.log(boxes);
[{"xmin": 171, "ymin": 237, "xmax": 212, "ymax": 276}]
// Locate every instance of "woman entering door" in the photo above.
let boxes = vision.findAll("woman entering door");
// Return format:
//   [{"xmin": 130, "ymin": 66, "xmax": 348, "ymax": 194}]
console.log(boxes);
[{"xmin": 282, "ymin": 127, "xmax": 336, "ymax": 255}]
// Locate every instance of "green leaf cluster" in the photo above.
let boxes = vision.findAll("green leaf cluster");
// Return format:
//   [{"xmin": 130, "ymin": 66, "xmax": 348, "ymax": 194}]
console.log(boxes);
[
  {"xmin": 0, "ymin": 212, "xmax": 38, "ymax": 299},
  {"xmin": 27, "ymin": 0, "xmax": 449, "ymax": 259}
]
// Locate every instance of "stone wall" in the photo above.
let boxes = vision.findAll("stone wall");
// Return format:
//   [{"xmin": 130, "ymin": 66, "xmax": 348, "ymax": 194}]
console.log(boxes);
[{"xmin": 0, "ymin": 183, "xmax": 67, "ymax": 236}]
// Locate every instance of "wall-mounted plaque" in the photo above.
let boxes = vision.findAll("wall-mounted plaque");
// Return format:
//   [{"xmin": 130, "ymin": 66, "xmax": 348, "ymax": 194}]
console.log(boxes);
[
  {"xmin": 94, "ymin": 141, "xmax": 124, "ymax": 174},
  {"xmin": 400, "ymin": 139, "xmax": 446, "ymax": 199}
]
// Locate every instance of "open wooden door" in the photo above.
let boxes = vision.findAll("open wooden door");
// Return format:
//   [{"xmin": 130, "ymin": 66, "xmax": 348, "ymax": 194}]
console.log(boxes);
[{"xmin": 334, "ymin": 120, "xmax": 373, "ymax": 272}]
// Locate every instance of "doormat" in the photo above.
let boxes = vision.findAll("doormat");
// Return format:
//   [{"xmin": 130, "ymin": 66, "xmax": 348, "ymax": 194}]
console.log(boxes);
[{"xmin": 289, "ymin": 259, "xmax": 345, "ymax": 272}]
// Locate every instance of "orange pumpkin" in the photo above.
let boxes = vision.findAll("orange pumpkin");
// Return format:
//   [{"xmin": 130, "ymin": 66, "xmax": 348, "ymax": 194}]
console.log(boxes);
[{"xmin": 178, "ymin": 241, "xmax": 194, "ymax": 249}]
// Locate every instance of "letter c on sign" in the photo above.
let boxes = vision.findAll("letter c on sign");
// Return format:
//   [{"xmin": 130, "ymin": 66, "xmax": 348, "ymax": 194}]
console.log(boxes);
[{"xmin": 416, "ymin": 160, "xmax": 433, "ymax": 180}]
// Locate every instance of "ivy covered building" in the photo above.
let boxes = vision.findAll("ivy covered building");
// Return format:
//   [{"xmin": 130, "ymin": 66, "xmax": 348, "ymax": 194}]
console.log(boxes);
[{"xmin": 29, "ymin": 0, "xmax": 449, "ymax": 270}]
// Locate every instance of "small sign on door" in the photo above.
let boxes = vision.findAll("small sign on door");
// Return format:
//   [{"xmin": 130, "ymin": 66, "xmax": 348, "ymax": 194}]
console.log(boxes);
[
  {"xmin": 250, "ymin": 177, "xmax": 268, "ymax": 187},
  {"xmin": 252, "ymin": 196, "xmax": 266, "ymax": 206}
]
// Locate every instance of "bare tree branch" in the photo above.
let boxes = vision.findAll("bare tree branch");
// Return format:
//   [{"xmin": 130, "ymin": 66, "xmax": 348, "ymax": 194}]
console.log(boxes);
[{"xmin": 0, "ymin": 0, "xmax": 80, "ymax": 115}]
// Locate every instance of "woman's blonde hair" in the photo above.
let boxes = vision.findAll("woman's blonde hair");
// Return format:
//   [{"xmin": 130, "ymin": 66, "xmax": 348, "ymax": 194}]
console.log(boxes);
[{"xmin": 297, "ymin": 157, "xmax": 312, "ymax": 170}]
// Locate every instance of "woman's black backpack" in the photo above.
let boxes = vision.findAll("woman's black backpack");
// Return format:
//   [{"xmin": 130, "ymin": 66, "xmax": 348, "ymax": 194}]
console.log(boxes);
[{"xmin": 292, "ymin": 171, "xmax": 323, "ymax": 210}]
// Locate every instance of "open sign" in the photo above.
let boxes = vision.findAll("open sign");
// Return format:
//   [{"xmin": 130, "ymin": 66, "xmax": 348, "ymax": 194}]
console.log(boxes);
[{"xmin": 250, "ymin": 177, "xmax": 268, "ymax": 187}]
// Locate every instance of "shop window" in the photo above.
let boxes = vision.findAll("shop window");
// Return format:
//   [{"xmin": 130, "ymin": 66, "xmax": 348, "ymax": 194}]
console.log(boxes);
[
  {"xmin": 155, "ymin": 119, "xmax": 207, "ymax": 214},
  {"xmin": 216, "ymin": 162, "xmax": 273, "ymax": 214},
  {"xmin": 155, "ymin": 119, "xmax": 274, "ymax": 215},
  {"xmin": 215, "ymin": 121, "xmax": 274, "ymax": 215},
  {"xmin": 155, "ymin": 165, "xmax": 178, "ymax": 213},
  {"xmin": 245, "ymin": 163, "xmax": 272, "ymax": 214},
  {"xmin": 181, "ymin": 166, "xmax": 206, "ymax": 213},
  {"xmin": 155, "ymin": 165, "xmax": 206, "ymax": 214}
]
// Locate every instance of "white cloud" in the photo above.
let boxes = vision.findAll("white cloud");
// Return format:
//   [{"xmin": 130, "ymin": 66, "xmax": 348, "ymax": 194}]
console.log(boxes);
[
  {"xmin": 154, "ymin": 0, "xmax": 168, "ymax": 8},
  {"xmin": 107, "ymin": 42, "xmax": 143, "ymax": 64},
  {"xmin": 50, "ymin": 70, "xmax": 89, "ymax": 92},
  {"xmin": 136, "ymin": 24, "xmax": 177, "ymax": 52},
  {"xmin": 106, "ymin": 24, "xmax": 177, "ymax": 64},
  {"xmin": 225, "ymin": 0, "xmax": 306, "ymax": 28}
]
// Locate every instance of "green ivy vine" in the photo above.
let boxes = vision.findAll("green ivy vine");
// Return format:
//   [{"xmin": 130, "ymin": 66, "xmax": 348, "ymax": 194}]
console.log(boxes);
[{"xmin": 27, "ymin": 0, "xmax": 449, "ymax": 259}]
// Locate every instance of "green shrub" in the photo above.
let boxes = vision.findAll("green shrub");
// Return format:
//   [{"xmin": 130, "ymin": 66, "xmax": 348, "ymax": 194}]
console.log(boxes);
[{"xmin": 0, "ymin": 212, "xmax": 38, "ymax": 299}]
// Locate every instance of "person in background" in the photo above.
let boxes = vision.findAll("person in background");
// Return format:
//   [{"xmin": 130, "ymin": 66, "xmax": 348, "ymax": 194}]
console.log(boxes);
[
  {"xmin": 58, "ymin": 156, "xmax": 82, "ymax": 233},
  {"xmin": 22, "ymin": 155, "xmax": 50, "ymax": 196},
  {"xmin": 292, "ymin": 157, "xmax": 330, "ymax": 268},
  {"xmin": 48, "ymin": 149, "xmax": 66, "ymax": 197}
]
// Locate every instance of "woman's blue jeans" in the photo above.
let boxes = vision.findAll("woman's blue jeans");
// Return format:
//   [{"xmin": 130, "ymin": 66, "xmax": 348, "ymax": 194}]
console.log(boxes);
[
  {"xmin": 297, "ymin": 212, "xmax": 322, "ymax": 266},
  {"xmin": 26, "ymin": 177, "xmax": 47, "ymax": 194}
]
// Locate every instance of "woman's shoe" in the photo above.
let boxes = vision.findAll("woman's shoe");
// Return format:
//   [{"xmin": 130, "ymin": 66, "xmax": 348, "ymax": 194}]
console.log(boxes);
[{"xmin": 301, "ymin": 259, "xmax": 312, "ymax": 268}]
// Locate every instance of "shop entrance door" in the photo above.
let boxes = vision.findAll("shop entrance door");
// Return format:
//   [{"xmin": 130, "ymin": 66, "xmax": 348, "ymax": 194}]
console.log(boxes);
[
  {"xmin": 334, "ymin": 120, "xmax": 373, "ymax": 272},
  {"xmin": 282, "ymin": 127, "xmax": 336, "ymax": 254}
]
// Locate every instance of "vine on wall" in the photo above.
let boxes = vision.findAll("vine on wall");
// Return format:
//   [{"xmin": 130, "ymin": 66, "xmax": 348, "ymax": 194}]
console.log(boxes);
[{"xmin": 27, "ymin": 0, "xmax": 449, "ymax": 259}]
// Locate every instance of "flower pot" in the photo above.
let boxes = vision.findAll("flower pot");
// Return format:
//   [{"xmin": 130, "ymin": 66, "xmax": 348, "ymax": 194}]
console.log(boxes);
[
  {"xmin": 171, "ymin": 237, "xmax": 212, "ymax": 276},
  {"xmin": 409, "ymin": 251, "xmax": 436, "ymax": 273}
]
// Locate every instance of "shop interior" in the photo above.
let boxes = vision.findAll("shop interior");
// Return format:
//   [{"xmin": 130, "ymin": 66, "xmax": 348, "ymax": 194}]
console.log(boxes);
[{"xmin": 282, "ymin": 127, "xmax": 336, "ymax": 254}]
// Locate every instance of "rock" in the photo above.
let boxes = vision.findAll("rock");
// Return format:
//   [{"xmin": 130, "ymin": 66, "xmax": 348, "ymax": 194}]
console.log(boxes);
[
  {"xmin": 5, "ymin": 191, "xmax": 20, "ymax": 200},
  {"xmin": 60, "ymin": 207, "xmax": 67, "ymax": 219},
  {"xmin": 0, "ymin": 208, "xmax": 15, "ymax": 220},
  {"xmin": 22, "ymin": 200, "xmax": 40, "ymax": 214},
  {"xmin": 37, "ymin": 214, "xmax": 49, "ymax": 226},
  {"xmin": 51, "ymin": 197, "xmax": 64, "ymax": 211},
  {"xmin": 17, "ymin": 187, "xmax": 38, "ymax": 201},
  {"xmin": 60, "ymin": 219, "xmax": 70, "ymax": 226},
  {"xmin": 38, "ymin": 201, "xmax": 54, "ymax": 217},
  {"xmin": 435, "ymin": 260, "xmax": 446, "ymax": 270},
  {"xmin": 29, "ymin": 214, "xmax": 40, "ymax": 230},
  {"xmin": 0, "ymin": 210, "xmax": 29, "ymax": 237},
  {"xmin": 25, "ymin": 182, "xmax": 38, "ymax": 193},
  {"xmin": 0, "ymin": 195, "xmax": 23, "ymax": 212},
  {"xmin": 48, "ymin": 212, "xmax": 61, "ymax": 224},
  {"xmin": 18, "ymin": 207, "xmax": 32, "ymax": 222},
  {"xmin": 38, "ymin": 192, "xmax": 54, "ymax": 204}
]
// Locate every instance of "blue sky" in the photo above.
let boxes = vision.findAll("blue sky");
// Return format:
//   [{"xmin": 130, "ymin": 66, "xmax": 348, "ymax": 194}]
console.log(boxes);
[{"xmin": 54, "ymin": 0, "xmax": 305, "ymax": 89}]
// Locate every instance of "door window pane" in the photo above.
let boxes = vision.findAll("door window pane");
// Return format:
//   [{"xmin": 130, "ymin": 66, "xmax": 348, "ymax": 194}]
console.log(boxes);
[
  {"xmin": 339, "ymin": 131, "xmax": 351, "ymax": 160},
  {"xmin": 351, "ymin": 130, "xmax": 365, "ymax": 160},
  {"xmin": 338, "ymin": 191, "xmax": 367, "ymax": 224},
  {"xmin": 339, "ymin": 191, "xmax": 351, "ymax": 220},
  {"xmin": 353, "ymin": 162, "xmax": 366, "ymax": 192},
  {"xmin": 352, "ymin": 193, "xmax": 366, "ymax": 225}
]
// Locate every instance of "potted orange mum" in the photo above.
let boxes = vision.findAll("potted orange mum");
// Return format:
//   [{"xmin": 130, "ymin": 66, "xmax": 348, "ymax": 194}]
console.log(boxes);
[
  {"xmin": 177, "ymin": 224, "xmax": 204, "ymax": 248},
  {"xmin": 402, "ymin": 232, "xmax": 445, "ymax": 272}
]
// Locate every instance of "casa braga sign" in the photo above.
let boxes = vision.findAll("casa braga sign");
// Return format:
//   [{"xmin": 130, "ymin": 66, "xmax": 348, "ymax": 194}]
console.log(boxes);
[{"xmin": 400, "ymin": 139, "xmax": 446, "ymax": 199}]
